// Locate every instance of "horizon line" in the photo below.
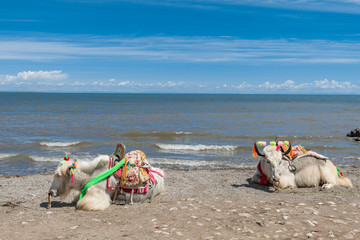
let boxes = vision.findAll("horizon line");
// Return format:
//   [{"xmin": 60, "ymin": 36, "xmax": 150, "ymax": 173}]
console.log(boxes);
[{"xmin": 1, "ymin": 91, "xmax": 359, "ymax": 96}]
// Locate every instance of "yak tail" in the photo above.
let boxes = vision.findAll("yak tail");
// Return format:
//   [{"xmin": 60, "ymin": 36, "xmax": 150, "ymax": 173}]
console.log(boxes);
[
  {"xmin": 332, "ymin": 163, "xmax": 354, "ymax": 188},
  {"xmin": 322, "ymin": 161, "xmax": 354, "ymax": 188},
  {"xmin": 336, "ymin": 176, "xmax": 354, "ymax": 188}
]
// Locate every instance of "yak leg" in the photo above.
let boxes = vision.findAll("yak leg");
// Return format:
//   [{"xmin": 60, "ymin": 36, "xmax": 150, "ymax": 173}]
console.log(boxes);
[
  {"xmin": 322, "ymin": 183, "xmax": 334, "ymax": 189},
  {"xmin": 251, "ymin": 169, "xmax": 262, "ymax": 184},
  {"xmin": 47, "ymin": 193, "xmax": 52, "ymax": 209},
  {"xmin": 77, "ymin": 187, "xmax": 111, "ymax": 211},
  {"xmin": 130, "ymin": 189, "xmax": 134, "ymax": 205}
]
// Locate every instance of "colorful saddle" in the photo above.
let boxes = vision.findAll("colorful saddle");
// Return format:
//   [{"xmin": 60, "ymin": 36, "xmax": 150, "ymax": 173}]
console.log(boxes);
[{"xmin": 107, "ymin": 150, "xmax": 151, "ymax": 191}]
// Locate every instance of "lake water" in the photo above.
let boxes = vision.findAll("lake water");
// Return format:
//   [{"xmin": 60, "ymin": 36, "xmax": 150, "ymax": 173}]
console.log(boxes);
[{"xmin": 0, "ymin": 92, "xmax": 359, "ymax": 176}]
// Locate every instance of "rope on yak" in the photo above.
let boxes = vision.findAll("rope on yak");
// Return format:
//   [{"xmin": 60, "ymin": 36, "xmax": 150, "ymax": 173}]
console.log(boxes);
[
  {"xmin": 78, "ymin": 158, "xmax": 125, "ymax": 201},
  {"xmin": 333, "ymin": 164, "xmax": 346, "ymax": 178}
]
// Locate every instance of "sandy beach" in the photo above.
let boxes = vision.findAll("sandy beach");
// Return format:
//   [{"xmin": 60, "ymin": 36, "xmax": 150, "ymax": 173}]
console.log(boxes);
[{"xmin": 0, "ymin": 166, "xmax": 359, "ymax": 240}]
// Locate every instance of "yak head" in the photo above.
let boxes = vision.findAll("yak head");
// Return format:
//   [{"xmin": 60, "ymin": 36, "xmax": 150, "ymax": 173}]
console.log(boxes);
[
  {"xmin": 254, "ymin": 143, "xmax": 292, "ymax": 183},
  {"xmin": 49, "ymin": 161, "xmax": 75, "ymax": 198}
]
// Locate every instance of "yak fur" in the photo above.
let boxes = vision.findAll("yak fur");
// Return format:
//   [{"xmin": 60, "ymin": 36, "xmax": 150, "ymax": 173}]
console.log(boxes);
[
  {"xmin": 252, "ymin": 145, "xmax": 353, "ymax": 189},
  {"xmin": 49, "ymin": 155, "xmax": 165, "ymax": 211}
]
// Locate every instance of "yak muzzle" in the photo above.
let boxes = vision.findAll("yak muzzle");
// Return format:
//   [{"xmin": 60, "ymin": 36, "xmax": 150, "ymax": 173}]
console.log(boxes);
[
  {"xmin": 48, "ymin": 189, "xmax": 58, "ymax": 209},
  {"xmin": 49, "ymin": 189, "xmax": 57, "ymax": 197}
]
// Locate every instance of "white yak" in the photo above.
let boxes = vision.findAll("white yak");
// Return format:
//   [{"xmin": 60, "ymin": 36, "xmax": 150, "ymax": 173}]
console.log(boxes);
[
  {"xmin": 252, "ymin": 144, "xmax": 353, "ymax": 189},
  {"xmin": 48, "ymin": 155, "xmax": 165, "ymax": 211}
]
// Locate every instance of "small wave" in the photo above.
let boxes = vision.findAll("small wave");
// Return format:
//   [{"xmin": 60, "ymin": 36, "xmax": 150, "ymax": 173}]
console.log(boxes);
[
  {"xmin": 29, "ymin": 155, "xmax": 65, "ymax": 162},
  {"xmin": 29, "ymin": 154, "xmax": 98, "ymax": 163},
  {"xmin": 0, "ymin": 153, "xmax": 19, "ymax": 160},
  {"xmin": 149, "ymin": 158, "xmax": 209, "ymax": 167},
  {"xmin": 344, "ymin": 156, "xmax": 360, "ymax": 161},
  {"xmin": 156, "ymin": 143, "xmax": 239, "ymax": 152},
  {"xmin": 39, "ymin": 141, "xmax": 81, "ymax": 147},
  {"xmin": 148, "ymin": 157, "xmax": 251, "ymax": 169},
  {"xmin": 115, "ymin": 131, "xmax": 194, "ymax": 138},
  {"xmin": 175, "ymin": 131, "xmax": 192, "ymax": 135},
  {"xmin": 309, "ymin": 145, "xmax": 346, "ymax": 151},
  {"xmin": 290, "ymin": 135, "xmax": 337, "ymax": 141},
  {"xmin": 113, "ymin": 131, "xmax": 261, "ymax": 141}
]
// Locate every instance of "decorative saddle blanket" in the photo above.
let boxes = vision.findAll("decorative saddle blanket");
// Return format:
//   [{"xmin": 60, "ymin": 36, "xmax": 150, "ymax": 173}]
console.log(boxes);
[
  {"xmin": 282, "ymin": 144, "xmax": 328, "ymax": 161},
  {"xmin": 106, "ymin": 150, "xmax": 153, "ymax": 191},
  {"xmin": 283, "ymin": 145, "xmax": 346, "ymax": 178}
]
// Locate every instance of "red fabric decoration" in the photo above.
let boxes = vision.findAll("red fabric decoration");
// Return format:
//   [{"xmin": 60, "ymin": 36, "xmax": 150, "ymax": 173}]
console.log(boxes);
[
  {"xmin": 257, "ymin": 161, "xmax": 268, "ymax": 185},
  {"xmin": 333, "ymin": 163, "xmax": 346, "ymax": 178}
]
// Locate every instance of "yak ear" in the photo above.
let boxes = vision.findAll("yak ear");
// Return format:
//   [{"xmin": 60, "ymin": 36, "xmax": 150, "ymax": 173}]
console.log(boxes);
[{"xmin": 59, "ymin": 162, "xmax": 74, "ymax": 176}]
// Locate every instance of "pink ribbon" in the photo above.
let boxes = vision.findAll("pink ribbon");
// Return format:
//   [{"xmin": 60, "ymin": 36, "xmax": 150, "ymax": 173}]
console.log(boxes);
[{"xmin": 146, "ymin": 169, "xmax": 163, "ymax": 184}]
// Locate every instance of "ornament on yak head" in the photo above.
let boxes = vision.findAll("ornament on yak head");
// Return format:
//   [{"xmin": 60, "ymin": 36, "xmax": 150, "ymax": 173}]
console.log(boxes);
[
  {"xmin": 252, "ymin": 140, "xmax": 292, "ymax": 158},
  {"xmin": 59, "ymin": 152, "xmax": 71, "ymax": 166},
  {"xmin": 59, "ymin": 153, "xmax": 76, "ymax": 183},
  {"xmin": 70, "ymin": 167, "xmax": 75, "ymax": 184},
  {"xmin": 64, "ymin": 152, "xmax": 70, "ymax": 161},
  {"xmin": 72, "ymin": 159, "xmax": 78, "ymax": 169},
  {"xmin": 70, "ymin": 159, "xmax": 77, "ymax": 184}
]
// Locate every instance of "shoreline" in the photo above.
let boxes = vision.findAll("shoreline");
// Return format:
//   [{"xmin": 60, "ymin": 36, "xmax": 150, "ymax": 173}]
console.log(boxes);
[
  {"xmin": 1, "ymin": 163, "xmax": 358, "ymax": 177},
  {"xmin": 1, "ymin": 167, "xmax": 359, "ymax": 239}
]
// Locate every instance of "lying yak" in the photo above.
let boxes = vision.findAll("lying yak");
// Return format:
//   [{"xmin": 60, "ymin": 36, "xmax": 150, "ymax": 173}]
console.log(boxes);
[
  {"xmin": 252, "ymin": 144, "xmax": 353, "ymax": 189},
  {"xmin": 48, "ymin": 155, "xmax": 165, "ymax": 211}
]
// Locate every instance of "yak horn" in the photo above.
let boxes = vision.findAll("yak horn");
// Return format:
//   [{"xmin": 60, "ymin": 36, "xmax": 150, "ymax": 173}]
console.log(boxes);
[
  {"xmin": 114, "ymin": 143, "xmax": 126, "ymax": 159},
  {"xmin": 253, "ymin": 143, "xmax": 265, "ymax": 157},
  {"xmin": 48, "ymin": 193, "xmax": 52, "ymax": 209},
  {"xmin": 282, "ymin": 144, "xmax": 292, "ymax": 156}
]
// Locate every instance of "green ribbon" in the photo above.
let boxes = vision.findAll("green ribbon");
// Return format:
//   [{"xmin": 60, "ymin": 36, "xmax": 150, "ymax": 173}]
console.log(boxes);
[
  {"xmin": 335, "ymin": 165, "xmax": 345, "ymax": 178},
  {"xmin": 78, "ymin": 158, "xmax": 125, "ymax": 201}
]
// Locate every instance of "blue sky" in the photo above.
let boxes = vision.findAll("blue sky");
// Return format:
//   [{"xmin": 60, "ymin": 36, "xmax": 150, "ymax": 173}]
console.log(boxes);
[{"xmin": 1, "ymin": 0, "xmax": 360, "ymax": 93}]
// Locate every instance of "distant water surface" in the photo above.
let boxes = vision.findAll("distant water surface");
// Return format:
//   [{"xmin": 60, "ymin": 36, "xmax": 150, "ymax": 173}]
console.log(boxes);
[{"xmin": 0, "ymin": 93, "xmax": 359, "ymax": 176}]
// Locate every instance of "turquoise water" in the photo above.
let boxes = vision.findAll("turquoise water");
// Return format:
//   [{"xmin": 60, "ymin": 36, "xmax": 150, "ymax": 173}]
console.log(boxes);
[{"xmin": 0, "ymin": 92, "xmax": 359, "ymax": 175}]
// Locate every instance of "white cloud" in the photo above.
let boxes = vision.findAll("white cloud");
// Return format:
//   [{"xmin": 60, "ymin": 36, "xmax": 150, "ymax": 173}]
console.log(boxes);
[
  {"xmin": 257, "ymin": 78, "xmax": 360, "ymax": 93},
  {"xmin": 2, "ymin": 36, "xmax": 360, "ymax": 64},
  {"xmin": 1, "ymin": 69, "xmax": 357, "ymax": 93},
  {"xmin": 91, "ymin": 80, "xmax": 131, "ymax": 87},
  {"xmin": 90, "ymin": 79, "xmax": 184, "ymax": 88},
  {"xmin": 16, "ymin": 70, "xmax": 68, "ymax": 80},
  {"xmin": 258, "ymin": 80, "xmax": 297, "ymax": 89},
  {"xmin": 234, "ymin": 82, "xmax": 251, "ymax": 89},
  {"xmin": 0, "ymin": 70, "xmax": 68, "ymax": 85},
  {"xmin": 118, "ymin": 81, "xmax": 132, "ymax": 86},
  {"xmin": 104, "ymin": 0, "xmax": 360, "ymax": 14},
  {"xmin": 72, "ymin": 81, "xmax": 88, "ymax": 86},
  {"xmin": 211, "ymin": 78, "xmax": 358, "ymax": 93},
  {"xmin": 257, "ymin": 78, "xmax": 357, "ymax": 91},
  {"xmin": 314, "ymin": 78, "xmax": 355, "ymax": 89},
  {"xmin": 158, "ymin": 81, "xmax": 184, "ymax": 87}
]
